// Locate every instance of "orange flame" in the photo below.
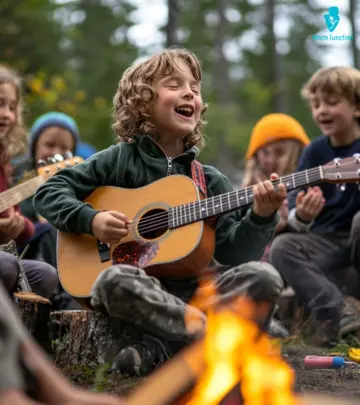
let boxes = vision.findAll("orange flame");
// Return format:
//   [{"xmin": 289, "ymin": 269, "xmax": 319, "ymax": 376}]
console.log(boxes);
[{"xmin": 184, "ymin": 278, "xmax": 296, "ymax": 405}]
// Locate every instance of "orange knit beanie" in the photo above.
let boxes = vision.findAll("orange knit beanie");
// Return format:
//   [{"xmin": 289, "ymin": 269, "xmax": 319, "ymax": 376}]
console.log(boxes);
[{"xmin": 246, "ymin": 113, "xmax": 310, "ymax": 160}]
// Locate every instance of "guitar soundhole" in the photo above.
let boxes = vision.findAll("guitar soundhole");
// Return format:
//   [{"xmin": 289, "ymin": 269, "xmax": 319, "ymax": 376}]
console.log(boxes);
[{"xmin": 138, "ymin": 208, "xmax": 168, "ymax": 240}]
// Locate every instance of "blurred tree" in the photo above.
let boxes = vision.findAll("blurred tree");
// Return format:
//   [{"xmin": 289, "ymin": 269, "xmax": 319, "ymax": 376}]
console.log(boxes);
[
  {"xmin": 0, "ymin": 0, "xmax": 65, "ymax": 73},
  {"xmin": 349, "ymin": 0, "xmax": 359, "ymax": 68},
  {"xmin": 63, "ymin": 0, "xmax": 139, "ymax": 102},
  {"xmin": 166, "ymin": 0, "xmax": 180, "ymax": 47}
]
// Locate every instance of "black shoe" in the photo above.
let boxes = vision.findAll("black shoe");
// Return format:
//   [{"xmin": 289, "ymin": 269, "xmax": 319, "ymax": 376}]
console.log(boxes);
[
  {"xmin": 339, "ymin": 296, "xmax": 360, "ymax": 337},
  {"xmin": 111, "ymin": 334, "xmax": 172, "ymax": 377},
  {"xmin": 311, "ymin": 318, "xmax": 339, "ymax": 348}
]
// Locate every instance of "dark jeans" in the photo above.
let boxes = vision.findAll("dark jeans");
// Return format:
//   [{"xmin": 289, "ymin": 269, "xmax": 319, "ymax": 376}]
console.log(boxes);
[
  {"xmin": 0, "ymin": 251, "xmax": 58, "ymax": 298},
  {"xmin": 269, "ymin": 211, "xmax": 360, "ymax": 322}
]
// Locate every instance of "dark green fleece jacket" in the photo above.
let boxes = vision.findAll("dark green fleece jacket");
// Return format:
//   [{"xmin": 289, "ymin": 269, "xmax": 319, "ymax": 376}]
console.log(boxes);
[{"xmin": 34, "ymin": 135, "xmax": 278, "ymax": 266}]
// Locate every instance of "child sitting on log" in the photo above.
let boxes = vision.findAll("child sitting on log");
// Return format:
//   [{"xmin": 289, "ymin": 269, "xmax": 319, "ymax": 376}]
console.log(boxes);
[
  {"xmin": 0, "ymin": 65, "xmax": 57, "ymax": 298},
  {"xmin": 34, "ymin": 48, "xmax": 286, "ymax": 376}
]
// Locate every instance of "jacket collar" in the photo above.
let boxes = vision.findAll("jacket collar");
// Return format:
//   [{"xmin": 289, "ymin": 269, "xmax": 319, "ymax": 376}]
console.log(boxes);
[{"xmin": 136, "ymin": 134, "xmax": 199, "ymax": 163}]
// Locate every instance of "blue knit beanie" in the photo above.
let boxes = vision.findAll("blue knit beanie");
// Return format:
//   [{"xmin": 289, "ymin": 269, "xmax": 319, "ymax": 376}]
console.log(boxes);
[{"xmin": 29, "ymin": 112, "xmax": 80, "ymax": 158}]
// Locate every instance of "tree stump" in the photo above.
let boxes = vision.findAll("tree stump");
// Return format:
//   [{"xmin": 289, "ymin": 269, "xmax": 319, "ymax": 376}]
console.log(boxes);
[
  {"xmin": 50, "ymin": 310, "xmax": 136, "ymax": 368},
  {"xmin": 14, "ymin": 291, "xmax": 52, "ymax": 352}
]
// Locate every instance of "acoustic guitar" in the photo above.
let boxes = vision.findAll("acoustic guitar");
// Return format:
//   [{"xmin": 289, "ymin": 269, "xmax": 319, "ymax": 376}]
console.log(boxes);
[
  {"xmin": 0, "ymin": 154, "xmax": 83, "ymax": 245},
  {"xmin": 57, "ymin": 155, "xmax": 360, "ymax": 298}
]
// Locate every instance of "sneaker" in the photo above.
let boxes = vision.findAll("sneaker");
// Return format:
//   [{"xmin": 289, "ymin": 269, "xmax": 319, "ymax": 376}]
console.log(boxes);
[
  {"xmin": 111, "ymin": 334, "xmax": 172, "ymax": 377},
  {"xmin": 339, "ymin": 296, "xmax": 360, "ymax": 337}
]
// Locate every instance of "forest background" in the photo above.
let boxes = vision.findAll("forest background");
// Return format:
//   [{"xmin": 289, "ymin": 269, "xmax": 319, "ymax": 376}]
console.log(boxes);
[{"xmin": 1, "ymin": 0, "xmax": 359, "ymax": 179}]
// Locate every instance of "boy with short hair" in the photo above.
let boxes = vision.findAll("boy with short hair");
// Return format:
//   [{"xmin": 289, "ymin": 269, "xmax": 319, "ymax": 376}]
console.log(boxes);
[
  {"xmin": 270, "ymin": 66, "xmax": 360, "ymax": 347},
  {"xmin": 34, "ymin": 48, "xmax": 286, "ymax": 376}
]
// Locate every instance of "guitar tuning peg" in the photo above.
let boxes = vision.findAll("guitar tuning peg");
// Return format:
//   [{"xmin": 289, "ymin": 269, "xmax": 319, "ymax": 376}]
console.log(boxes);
[
  {"xmin": 47, "ymin": 157, "xmax": 56, "ymax": 164},
  {"xmin": 53, "ymin": 154, "xmax": 64, "ymax": 162},
  {"xmin": 36, "ymin": 159, "xmax": 46, "ymax": 168},
  {"xmin": 63, "ymin": 151, "xmax": 73, "ymax": 159},
  {"xmin": 337, "ymin": 183, "xmax": 346, "ymax": 192},
  {"xmin": 354, "ymin": 153, "xmax": 360, "ymax": 163}
]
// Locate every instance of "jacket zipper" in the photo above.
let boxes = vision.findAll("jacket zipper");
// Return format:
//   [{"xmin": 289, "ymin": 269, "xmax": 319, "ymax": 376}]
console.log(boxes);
[{"xmin": 167, "ymin": 157, "xmax": 173, "ymax": 175}]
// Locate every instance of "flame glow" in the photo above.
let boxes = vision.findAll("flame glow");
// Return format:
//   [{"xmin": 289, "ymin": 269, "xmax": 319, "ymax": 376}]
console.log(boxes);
[{"xmin": 184, "ymin": 279, "xmax": 297, "ymax": 405}]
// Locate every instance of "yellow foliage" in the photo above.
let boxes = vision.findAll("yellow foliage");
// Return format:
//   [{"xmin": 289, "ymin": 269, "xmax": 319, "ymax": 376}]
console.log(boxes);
[
  {"xmin": 51, "ymin": 76, "xmax": 67, "ymax": 93},
  {"xmin": 28, "ymin": 77, "xmax": 43, "ymax": 94},
  {"xmin": 94, "ymin": 97, "xmax": 107, "ymax": 108},
  {"xmin": 75, "ymin": 90, "xmax": 86, "ymax": 102}
]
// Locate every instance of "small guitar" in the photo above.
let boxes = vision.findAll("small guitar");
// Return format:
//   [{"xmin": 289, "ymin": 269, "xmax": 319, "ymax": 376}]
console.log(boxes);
[
  {"xmin": 0, "ymin": 154, "xmax": 83, "ymax": 245},
  {"xmin": 57, "ymin": 155, "xmax": 360, "ymax": 298}
]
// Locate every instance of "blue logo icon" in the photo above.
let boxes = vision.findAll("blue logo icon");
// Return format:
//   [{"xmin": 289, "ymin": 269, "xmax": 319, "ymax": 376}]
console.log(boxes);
[{"xmin": 324, "ymin": 6, "xmax": 340, "ymax": 33}]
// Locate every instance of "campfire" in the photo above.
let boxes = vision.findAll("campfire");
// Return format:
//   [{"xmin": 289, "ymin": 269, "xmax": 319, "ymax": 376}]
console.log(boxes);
[{"xmin": 126, "ymin": 276, "xmax": 297, "ymax": 405}]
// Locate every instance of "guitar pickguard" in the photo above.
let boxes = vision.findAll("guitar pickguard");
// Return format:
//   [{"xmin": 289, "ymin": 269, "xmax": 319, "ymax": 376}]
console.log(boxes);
[{"xmin": 112, "ymin": 241, "xmax": 159, "ymax": 268}]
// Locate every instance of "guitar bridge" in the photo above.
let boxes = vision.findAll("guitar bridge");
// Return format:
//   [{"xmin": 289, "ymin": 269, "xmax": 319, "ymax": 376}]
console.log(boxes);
[{"xmin": 97, "ymin": 240, "xmax": 110, "ymax": 262}]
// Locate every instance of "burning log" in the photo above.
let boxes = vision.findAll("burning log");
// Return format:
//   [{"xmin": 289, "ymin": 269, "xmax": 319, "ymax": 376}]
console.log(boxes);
[{"xmin": 125, "ymin": 280, "xmax": 296, "ymax": 405}]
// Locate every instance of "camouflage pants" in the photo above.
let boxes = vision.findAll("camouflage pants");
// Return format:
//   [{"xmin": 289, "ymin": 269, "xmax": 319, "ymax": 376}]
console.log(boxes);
[{"xmin": 90, "ymin": 262, "xmax": 283, "ymax": 342}]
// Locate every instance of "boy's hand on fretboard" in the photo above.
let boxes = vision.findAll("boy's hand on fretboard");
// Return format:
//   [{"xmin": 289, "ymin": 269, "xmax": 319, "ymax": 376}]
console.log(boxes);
[{"xmin": 252, "ymin": 173, "xmax": 287, "ymax": 218}]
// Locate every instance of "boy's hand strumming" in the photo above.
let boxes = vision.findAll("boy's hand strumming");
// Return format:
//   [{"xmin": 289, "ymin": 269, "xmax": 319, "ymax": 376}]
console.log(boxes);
[
  {"xmin": 252, "ymin": 173, "xmax": 287, "ymax": 217},
  {"xmin": 91, "ymin": 211, "xmax": 130, "ymax": 244},
  {"xmin": 296, "ymin": 186, "xmax": 325, "ymax": 222}
]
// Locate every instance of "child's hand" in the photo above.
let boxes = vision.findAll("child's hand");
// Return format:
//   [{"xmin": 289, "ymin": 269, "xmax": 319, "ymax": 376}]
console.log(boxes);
[
  {"xmin": 252, "ymin": 173, "xmax": 287, "ymax": 217},
  {"xmin": 91, "ymin": 211, "xmax": 130, "ymax": 244},
  {"xmin": 0, "ymin": 208, "xmax": 25, "ymax": 239},
  {"xmin": 296, "ymin": 186, "xmax": 325, "ymax": 222}
]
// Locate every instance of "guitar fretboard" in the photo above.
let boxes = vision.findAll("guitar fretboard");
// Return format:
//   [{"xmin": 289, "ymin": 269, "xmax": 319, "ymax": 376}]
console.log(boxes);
[
  {"xmin": 169, "ymin": 166, "xmax": 323, "ymax": 228},
  {"xmin": 0, "ymin": 176, "xmax": 44, "ymax": 213}
]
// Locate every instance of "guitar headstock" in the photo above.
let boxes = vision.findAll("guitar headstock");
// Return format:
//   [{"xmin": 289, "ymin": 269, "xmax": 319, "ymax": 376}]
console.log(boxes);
[
  {"xmin": 37, "ymin": 155, "xmax": 84, "ymax": 180},
  {"xmin": 322, "ymin": 154, "xmax": 360, "ymax": 183}
]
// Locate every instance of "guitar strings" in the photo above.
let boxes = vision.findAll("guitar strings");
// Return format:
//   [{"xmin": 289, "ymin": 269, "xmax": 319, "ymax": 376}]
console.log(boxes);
[
  {"xmin": 130, "ymin": 167, "xmax": 322, "ymax": 234},
  {"xmin": 132, "ymin": 168, "xmax": 322, "ymax": 233}
]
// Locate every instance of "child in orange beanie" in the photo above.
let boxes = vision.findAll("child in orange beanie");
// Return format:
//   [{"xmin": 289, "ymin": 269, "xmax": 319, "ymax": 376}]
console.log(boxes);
[
  {"xmin": 242, "ymin": 113, "xmax": 322, "ymax": 234},
  {"xmin": 243, "ymin": 113, "xmax": 310, "ymax": 186}
]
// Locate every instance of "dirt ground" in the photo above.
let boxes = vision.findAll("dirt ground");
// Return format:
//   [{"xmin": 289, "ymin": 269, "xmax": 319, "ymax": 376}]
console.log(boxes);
[
  {"xmin": 284, "ymin": 345, "xmax": 360, "ymax": 399},
  {"xmin": 61, "ymin": 344, "xmax": 360, "ymax": 400}
]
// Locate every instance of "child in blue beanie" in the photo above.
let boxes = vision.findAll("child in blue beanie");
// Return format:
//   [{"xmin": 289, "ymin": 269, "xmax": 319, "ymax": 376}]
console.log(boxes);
[
  {"xmin": 29, "ymin": 111, "xmax": 80, "ymax": 163},
  {"xmin": 15, "ymin": 112, "xmax": 83, "ymax": 308}
]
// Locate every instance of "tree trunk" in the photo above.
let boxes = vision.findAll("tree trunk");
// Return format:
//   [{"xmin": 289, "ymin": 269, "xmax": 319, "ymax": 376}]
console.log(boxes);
[
  {"xmin": 213, "ymin": 0, "xmax": 233, "ymax": 177},
  {"xmin": 266, "ymin": 0, "xmax": 286, "ymax": 112},
  {"xmin": 349, "ymin": 0, "xmax": 359, "ymax": 68},
  {"xmin": 14, "ymin": 292, "xmax": 52, "ymax": 352},
  {"xmin": 166, "ymin": 0, "xmax": 180, "ymax": 47},
  {"xmin": 50, "ymin": 310, "xmax": 136, "ymax": 367}
]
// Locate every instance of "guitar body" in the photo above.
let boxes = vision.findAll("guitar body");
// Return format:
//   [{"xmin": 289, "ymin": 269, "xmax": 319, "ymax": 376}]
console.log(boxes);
[{"xmin": 57, "ymin": 175, "xmax": 215, "ymax": 298}]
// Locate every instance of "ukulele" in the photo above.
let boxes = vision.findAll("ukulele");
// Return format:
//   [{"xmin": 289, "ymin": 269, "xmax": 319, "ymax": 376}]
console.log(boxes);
[
  {"xmin": 0, "ymin": 154, "xmax": 83, "ymax": 245},
  {"xmin": 57, "ymin": 155, "xmax": 360, "ymax": 299}
]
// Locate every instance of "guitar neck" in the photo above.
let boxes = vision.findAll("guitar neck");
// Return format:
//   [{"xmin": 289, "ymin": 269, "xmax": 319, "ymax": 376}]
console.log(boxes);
[
  {"xmin": 0, "ymin": 176, "xmax": 44, "ymax": 213},
  {"xmin": 169, "ymin": 166, "xmax": 323, "ymax": 228}
]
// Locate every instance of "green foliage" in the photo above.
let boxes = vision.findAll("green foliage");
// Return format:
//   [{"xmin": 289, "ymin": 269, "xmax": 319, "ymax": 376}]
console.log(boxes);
[{"xmin": 2, "ymin": 0, "xmax": 358, "ymax": 166}]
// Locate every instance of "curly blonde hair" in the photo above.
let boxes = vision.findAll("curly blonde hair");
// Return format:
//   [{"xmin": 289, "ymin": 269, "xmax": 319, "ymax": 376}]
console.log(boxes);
[
  {"xmin": 0, "ymin": 65, "xmax": 27, "ymax": 161},
  {"xmin": 301, "ymin": 66, "xmax": 360, "ymax": 124},
  {"xmin": 112, "ymin": 48, "xmax": 207, "ymax": 149}
]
